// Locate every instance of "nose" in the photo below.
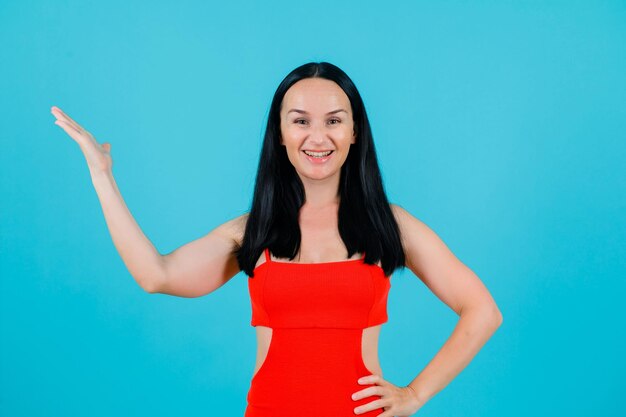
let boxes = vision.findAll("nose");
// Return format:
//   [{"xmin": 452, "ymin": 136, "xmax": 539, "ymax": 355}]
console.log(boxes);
[{"xmin": 309, "ymin": 121, "xmax": 329, "ymax": 143}]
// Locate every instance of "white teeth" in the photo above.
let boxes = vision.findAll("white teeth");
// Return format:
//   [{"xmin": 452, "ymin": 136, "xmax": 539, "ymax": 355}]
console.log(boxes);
[{"xmin": 303, "ymin": 150, "xmax": 333, "ymax": 157}]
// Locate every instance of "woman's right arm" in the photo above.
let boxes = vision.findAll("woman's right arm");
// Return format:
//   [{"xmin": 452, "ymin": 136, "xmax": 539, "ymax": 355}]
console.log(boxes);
[{"xmin": 52, "ymin": 106, "xmax": 246, "ymax": 297}]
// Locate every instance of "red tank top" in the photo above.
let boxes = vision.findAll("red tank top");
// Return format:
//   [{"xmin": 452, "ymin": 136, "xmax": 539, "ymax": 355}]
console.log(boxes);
[
  {"xmin": 248, "ymin": 248, "xmax": 391, "ymax": 328},
  {"xmin": 245, "ymin": 248, "xmax": 392, "ymax": 416}
]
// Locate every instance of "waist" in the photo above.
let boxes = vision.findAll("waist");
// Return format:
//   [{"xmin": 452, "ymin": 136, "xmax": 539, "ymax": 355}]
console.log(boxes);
[{"xmin": 246, "ymin": 327, "xmax": 383, "ymax": 417}]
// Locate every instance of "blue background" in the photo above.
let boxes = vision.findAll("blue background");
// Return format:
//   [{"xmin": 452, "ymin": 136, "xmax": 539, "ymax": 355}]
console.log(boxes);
[{"xmin": 1, "ymin": 1, "xmax": 625, "ymax": 415}]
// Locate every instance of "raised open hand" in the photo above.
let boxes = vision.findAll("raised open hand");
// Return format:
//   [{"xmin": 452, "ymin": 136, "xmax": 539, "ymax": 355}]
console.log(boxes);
[{"xmin": 51, "ymin": 106, "xmax": 113, "ymax": 175}]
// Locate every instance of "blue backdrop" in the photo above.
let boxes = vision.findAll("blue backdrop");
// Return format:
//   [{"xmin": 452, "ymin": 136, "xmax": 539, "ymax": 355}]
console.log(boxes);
[{"xmin": 1, "ymin": 1, "xmax": 624, "ymax": 416}]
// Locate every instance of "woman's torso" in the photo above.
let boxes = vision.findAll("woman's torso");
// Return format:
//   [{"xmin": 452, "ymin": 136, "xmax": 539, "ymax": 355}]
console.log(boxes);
[{"xmin": 251, "ymin": 251, "xmax": 385, "ymax": 379}]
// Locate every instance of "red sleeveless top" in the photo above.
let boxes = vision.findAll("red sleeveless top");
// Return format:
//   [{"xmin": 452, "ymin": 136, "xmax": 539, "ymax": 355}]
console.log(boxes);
[
  {"xmin": 248, "ymin": 248, "xmax": 391, "ymax": 329},
  {"xmin": 245, "ymin": 248, "xmax": 392, "ymax": 416}
]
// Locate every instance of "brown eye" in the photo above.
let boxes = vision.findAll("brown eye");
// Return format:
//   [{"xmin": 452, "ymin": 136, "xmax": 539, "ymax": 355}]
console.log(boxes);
[
  {"xmin": 295, "ymin": 119, "xmax": 308, "ymax": 125},
  {"xmin": 328, "ymin": 118, "xmax": 341, "ymax": 124}
]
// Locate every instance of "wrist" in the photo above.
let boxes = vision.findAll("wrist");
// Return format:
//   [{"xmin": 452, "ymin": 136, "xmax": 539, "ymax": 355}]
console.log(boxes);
[
  {"xmin": 406, "ymin": 384, "xmax": 430, "ymax": 408},
  {"xmin": 90, "ymin": 169, "xmax": 114, "ymax": 187}
]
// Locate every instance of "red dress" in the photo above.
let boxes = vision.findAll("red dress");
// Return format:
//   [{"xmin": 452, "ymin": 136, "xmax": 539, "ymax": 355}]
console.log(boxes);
[{"xmin": 245, "ymin": 248, "xmax": 392, "ymax": 416}]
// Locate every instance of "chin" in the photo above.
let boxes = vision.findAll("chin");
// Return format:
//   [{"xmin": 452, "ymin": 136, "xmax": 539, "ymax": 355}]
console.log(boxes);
[{"xmin": 298, "ymin": 168, "xmax": 341, "ymax": 181}]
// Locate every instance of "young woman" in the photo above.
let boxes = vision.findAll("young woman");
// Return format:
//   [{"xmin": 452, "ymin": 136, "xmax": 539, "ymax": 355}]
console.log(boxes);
[{"xmin": 51, "ymin": 62, "xmax": 502, "ymax": 417}]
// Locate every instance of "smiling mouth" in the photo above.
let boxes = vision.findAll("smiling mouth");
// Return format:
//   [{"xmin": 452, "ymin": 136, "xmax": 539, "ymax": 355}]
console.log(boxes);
[{"xmin": 302, "ymin": 150, "xmax": 334, "ymax": 157}]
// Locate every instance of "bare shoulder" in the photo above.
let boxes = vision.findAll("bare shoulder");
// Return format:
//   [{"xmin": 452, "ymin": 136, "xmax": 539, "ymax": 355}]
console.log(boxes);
[
  {"xmin": 389, "ymin": 202, "xmax": 416, "ymax": 241},
  {"xmin": 212, "ymin": 211, "xmax": 249, "ymax": 248},
  {"xmin": 389, "ymin": 202, "xmax": 428, "ymax": 231},
  {"xmin": 388, "ymin": 202, "xmax": 445, "ymax": 271},
  {"xmin": 389, "ymin": 203, "xmax": 406, "ymax": 221}
]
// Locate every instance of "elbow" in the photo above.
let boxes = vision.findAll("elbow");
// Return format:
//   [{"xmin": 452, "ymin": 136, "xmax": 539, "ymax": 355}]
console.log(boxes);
[
  {"xmin": 143, "ymin": 282, "xmax": 159, "ymax": 294},
  {"xmin": 491, "ymin": 305, "xmax": 503, "ymax": 328},
  {"xmin": 141, "ymin": 275, "xmax": 164, "ymax": 294},
  {"xmin": 141, "ymin": 261, "xmax": 168, "ymax": 294},
  {"xmin": 464, "ymin": 302, "xmax": 502, "ymax": 329},
  {"xmin": 142, "ymin": 281, "xmax": 159, "ymax": 294}
]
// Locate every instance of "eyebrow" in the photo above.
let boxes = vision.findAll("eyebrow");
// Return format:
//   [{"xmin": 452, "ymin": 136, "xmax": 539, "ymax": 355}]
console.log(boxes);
[{"xmin": 286, "ymin": 108, "xmax": 348, "ymax": 115}]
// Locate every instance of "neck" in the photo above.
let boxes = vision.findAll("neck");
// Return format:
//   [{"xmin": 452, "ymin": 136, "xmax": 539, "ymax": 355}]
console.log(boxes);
[{"xmin": 299, "ymin": 172, "xmax": 341, "ymax": 209}]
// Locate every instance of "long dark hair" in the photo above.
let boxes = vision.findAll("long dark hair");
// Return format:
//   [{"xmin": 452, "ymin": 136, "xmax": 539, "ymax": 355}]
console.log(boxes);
[{"xmin": 236, "ymin": 62, "xmax": 406, "ymax": 278}]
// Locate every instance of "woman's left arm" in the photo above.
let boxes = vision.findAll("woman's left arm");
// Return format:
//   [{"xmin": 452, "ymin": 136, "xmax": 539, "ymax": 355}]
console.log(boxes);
[
  {"xmin": 352, "ymin": 204, "xmax": 503, "ymax": 416},
  {"xmin": 394, "ymin": 203, "xmax": 503, "ymax": 403}
]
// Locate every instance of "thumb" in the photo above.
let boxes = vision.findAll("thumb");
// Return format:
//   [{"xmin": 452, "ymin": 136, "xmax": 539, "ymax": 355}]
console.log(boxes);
[{"xmin": 102, "ymin": 143, "xmax": 111, "ymax": 152}]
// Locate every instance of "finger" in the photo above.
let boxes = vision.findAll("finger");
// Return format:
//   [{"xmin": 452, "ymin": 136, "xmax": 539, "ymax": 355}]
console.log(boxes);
[
  {"xmin": 352, "ymin": 385, "xmax": 382, "ymax": 401},
  {"xmin": 51, "ymin": 107, "xmax": 82, "ymax": 132},
  {"xmin": 55, "ymin": 119, "xmax": 89, "ymax": 146},
  {"xmin": 358, "ymin": 374, "xmax": 382, "ymax": 385},
  {"xmin": 51, "ymin": 106, "xmax": 84, "ymax": 133},
  {"xmin": 54, "ymin": 119, "xmax": 79, "ymax": 135},
  {"xmin": 353, "ymin": 398, "xmax": 386, "ymax": 415}
]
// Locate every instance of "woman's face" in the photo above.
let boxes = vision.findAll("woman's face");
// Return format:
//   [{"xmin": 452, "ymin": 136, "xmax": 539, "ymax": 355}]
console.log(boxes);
[{"xmin": 279, "ymin": 77, "xmax": 356, "ymax": 182}]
